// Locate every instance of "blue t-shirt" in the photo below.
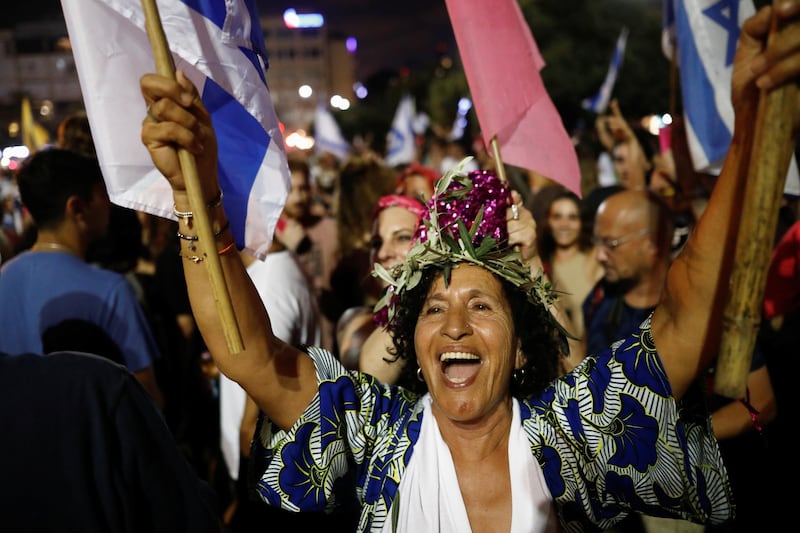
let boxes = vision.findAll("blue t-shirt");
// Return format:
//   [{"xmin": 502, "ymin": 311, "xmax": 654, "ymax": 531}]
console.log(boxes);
[{"xmin": 0, "ymin": 251, "xmax": 159, "ymax": 372}]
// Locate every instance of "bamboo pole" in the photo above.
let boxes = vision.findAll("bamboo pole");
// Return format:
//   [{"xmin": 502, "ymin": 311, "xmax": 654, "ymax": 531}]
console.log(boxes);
[
  {"xmin": 490, "ymin": 136, "xmax": 508, "ymax": 183},
  {"xmin": 140, "ymin": 0, "xmax": 243, "ymax": 354},
  {"xmin": 715, "ymin": 5, "xmax": 796, "ymax": 398}
]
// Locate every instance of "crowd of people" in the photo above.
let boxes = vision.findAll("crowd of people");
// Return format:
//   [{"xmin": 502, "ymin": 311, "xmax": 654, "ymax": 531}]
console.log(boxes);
[{"xmin": 0, "ymin": 2, "xmax": 798, "ymax": 531}]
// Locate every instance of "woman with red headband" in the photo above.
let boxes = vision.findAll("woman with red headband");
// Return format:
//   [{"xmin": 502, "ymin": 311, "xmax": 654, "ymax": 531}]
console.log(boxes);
[{"xmin": 336, "ymin": 194, "xmax": 426, "ymax": 373}]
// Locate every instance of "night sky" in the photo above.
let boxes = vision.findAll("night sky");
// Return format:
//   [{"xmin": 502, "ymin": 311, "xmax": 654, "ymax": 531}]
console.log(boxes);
[{"xmin": 5, "ymin": 0, "xmax": 455, "ymax": 79}]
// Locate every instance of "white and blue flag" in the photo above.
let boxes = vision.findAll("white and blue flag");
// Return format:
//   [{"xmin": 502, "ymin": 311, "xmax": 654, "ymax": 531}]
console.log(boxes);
[
  {"xmin": 582, "ymin": 27, "xmax": 629, "ymax": 114},
  {"xmin": 664, "ymin": 0, "xmax": 798, "ymax": 193},
  {"xmin": 664, "ymin": 0, "xmax": 754, "ymax": 173},
  {"xmin": 313, "ymin": 103, "xmax": 350, "ymax": 161},
  {"xmin": 61, "ymin": 0, "xmax": 290, "ymax": 258},
  {"xmin": 385, "ymin": 94, "xmax": 418, "ymax": 167}
]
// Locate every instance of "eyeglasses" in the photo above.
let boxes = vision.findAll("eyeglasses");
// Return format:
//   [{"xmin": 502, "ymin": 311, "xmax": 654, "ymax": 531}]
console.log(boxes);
[{"xmin": 592, "ymin": 228, "xmax": 652, "ymax": 251}]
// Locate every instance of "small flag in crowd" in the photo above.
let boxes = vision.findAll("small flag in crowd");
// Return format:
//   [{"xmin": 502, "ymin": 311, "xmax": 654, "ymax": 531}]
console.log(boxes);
[
  {"xmin": 313, "ymin": 103, "xmax": 350, "ymax": 162},
  {"xmin": 582, "ymin": 27, "xmax": 629, "ymax": 115},
  {"xmin": 385, "ymin": 94, "xmax": 418, "ymax": 167},
  {"xmin": 60, "ymin": 0, "xmax": 290, "ymax": 258},
  {"xmin": 444, "ymin": 0, "xmax": 581, "ymax": 195},
  {"xmin": 663, "ymin": 0, "xmax": 799, "ymax": 193},
  {"xmin": 21, "ymin": 96, "xmax": 50, "ymax": 153}
]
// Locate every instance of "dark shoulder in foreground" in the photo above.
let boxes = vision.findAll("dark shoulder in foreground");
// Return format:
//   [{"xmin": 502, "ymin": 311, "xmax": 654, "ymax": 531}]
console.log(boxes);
[{"xmin": 0, "ymin": 350, "xmax": 221, "ymax": 533}]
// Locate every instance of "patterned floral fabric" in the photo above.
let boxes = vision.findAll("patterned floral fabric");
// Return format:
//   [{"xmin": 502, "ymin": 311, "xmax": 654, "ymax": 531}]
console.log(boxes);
[{"xmin": 252, "ymin": 316, "xmax": 734, "ymax": 532}]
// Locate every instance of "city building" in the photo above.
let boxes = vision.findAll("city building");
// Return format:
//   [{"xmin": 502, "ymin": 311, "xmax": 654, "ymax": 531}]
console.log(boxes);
[
  {"xmin": 262, "ymin": 12, "xmax": 355, "ymax": 131},
  {"xmin": 0, "ymin": 11, "xmax": 355, "ymax": 148}
]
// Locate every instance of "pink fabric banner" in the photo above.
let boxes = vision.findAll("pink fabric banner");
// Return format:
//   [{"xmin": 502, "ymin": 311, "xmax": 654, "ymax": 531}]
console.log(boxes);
[{"xmin": 444, "ymin": 0, "xmax": 581, "ymax": 195}]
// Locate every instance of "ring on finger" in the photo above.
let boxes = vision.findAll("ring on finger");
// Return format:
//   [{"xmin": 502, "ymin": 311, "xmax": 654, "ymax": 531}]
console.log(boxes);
[
  {"xmin": 511, "ymin": 203, "xmax": 520, "ymax": 220},
  {"xmin": 146, "ymin": 104, "xmax": 160, "ymax": 124}
]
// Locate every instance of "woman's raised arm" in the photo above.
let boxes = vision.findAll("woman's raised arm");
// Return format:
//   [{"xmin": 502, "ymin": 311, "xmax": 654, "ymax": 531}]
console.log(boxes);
[
  {"xmin": 140, "ymin": 71, "xmax": 318, "ymax": 430},
  {"xmin": 652, "ymin": 1, "xmax": 800, "ymax": 399}
]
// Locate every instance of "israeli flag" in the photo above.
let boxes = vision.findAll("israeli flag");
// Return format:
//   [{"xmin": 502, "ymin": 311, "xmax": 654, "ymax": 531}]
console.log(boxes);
[
  {"xmin": 61, "ymin": 0, "xmax": 290, "ymax": 258},
  {"xmin": 667, "ymin": 0, "xmax": 753, "ymax": 174},
  {"xmin": 582, "ymin": 27, "xmax": 629, "ymax": 114},
  {"xmin": 313, "ymin": 103, "xmax": 350, "ymax": 161},
  {"xmin": 385, "ymin": 94, "xmax": 418, "ymax": 167},
  {"xmin": 664, "ymin": 0, "xmax": 798, "ymax": 193}
]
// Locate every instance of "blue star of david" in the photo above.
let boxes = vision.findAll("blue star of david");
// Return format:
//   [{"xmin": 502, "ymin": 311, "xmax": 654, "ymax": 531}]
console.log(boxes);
[{"xmin": 703, "ymin": 0, "xmax": 741, "ymax": 66}]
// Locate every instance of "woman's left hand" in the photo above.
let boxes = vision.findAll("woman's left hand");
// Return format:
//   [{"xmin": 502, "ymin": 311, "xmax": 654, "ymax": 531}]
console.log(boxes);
[{"xmin": 507, "ymin": 190, "xmax": 538, "ymax": 265}]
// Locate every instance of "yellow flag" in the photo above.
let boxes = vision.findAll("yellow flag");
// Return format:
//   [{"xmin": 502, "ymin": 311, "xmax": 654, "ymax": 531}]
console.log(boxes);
[{"xmin": 21, "ymin": 97, "xmax": 50, "ymax": 152}]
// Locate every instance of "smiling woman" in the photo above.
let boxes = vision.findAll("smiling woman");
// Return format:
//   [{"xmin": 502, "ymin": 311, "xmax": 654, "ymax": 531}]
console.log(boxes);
[
  {"xmin": 138, "ymin": 3, "xmax": 800, "ymax": 528},
  {"xmin": 537, "ymin": 189, "xmax": 604, "ymax": 344}
]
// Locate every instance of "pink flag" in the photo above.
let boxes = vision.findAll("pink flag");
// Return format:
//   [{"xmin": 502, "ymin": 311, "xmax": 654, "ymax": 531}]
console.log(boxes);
[{"xmin": 444, "ymin": 0, "xmax": 581, "ymax": 195}]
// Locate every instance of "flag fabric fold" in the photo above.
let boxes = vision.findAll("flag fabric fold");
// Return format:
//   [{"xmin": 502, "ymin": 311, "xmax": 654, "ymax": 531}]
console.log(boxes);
[
  {"xmin": 385, "ymin": 94, "xmax": 418, "ymax": 167},
  {"xmin": 444, "ymin": 0, "xmax": 581, "ymax": 195},
  {"xmin": 60, "ymin": 0, "xmax": 290, "ymax": 258},
  {"xmin": 582, "ymin": 27, "xmax": 629, "ymax": 115},
  {"xmin": 314, "ymin": 103, "xmax": 350, "ymax": 161},
  {"xmin": 664, "ymin": 0, "xmax": 798, "ymax": 193}
]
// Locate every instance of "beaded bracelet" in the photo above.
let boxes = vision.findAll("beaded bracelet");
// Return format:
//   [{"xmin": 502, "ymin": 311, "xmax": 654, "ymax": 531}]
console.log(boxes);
[
  {"xmin": 180, "ymin": 240, "xmax": 237, "ymax": 263},
  {"xmin": 173, "ymin": 190, "xmax": 223, "ymax": 219}
]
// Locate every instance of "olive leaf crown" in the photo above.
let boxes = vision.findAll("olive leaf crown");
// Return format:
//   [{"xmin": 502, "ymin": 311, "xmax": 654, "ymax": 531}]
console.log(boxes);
[{"xmin": 371, "ymin": 158, "xmax": 564, "ymax": 336}]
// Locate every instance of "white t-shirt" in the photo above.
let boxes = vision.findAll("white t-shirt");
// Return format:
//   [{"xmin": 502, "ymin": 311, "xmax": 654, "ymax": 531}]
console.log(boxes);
[{"xmin": 219, "ymin": 250, "xmax": 321, "ymax": 480}]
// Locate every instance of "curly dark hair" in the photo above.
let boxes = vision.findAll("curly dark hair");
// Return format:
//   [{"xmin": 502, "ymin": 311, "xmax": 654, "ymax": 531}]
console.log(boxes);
[{"xmin": 386, "ymin": 264, "xmax": 562, "ymax": 397}]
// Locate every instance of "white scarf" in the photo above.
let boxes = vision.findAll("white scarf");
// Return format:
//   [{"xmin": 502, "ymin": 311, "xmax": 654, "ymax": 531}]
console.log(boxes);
[{"xmin": 382, "ymin": 394, "xmax": 559, "ymax": 532}]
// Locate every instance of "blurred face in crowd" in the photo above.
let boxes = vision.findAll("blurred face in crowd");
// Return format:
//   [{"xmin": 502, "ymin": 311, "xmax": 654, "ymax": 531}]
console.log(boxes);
[
  {"xmin": 612, "ymin": 143, "xmax": 634, "ymax": 187},
  {"xmin": 547, "ymin": 197, "xmax": 581, "ymax": 249},
  {"xmin": 370, "ymin": 206, "xmax": 419, "ymax": 283},
  {"xmin": 283, "ymin": 168, "xmax": 311, "ymax": 220},
  {"xmin": 612, "ymin": 141, "xmax": 651, "ymax": 190},
  {"xmin": 401, "ymin": 174, "xmax": 434, "ymax": 203}
]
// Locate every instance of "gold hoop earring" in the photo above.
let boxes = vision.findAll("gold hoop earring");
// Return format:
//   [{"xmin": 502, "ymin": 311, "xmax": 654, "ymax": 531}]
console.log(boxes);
[{"xmin": 416, "ymin": 367, "xmax": 424, "ymax": 382}]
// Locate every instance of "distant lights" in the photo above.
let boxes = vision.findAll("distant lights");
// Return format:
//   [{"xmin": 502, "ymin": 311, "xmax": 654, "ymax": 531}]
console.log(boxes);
[
  {"xmin": 346, "ymin": 37, "xmax": 357, "ymax": 53},
  {"xmin": 40, "ymin": 100, "xmax": 54, "ymax": 117},
  {"xmin": 298, "ymin": 85, "xmax": 313, "ymax": 98},
  {"xmin": 353, "ymin": 82, "xmax": 368, "ymax": 100},
  {"xmin": 330, "ymin": 95, "xmax": 350, "ymax": 111},
  {"xmin": 283, "ymin": 9, "xmax": 324, "ymax": 29},
  {"xmin": 642, "ymin": 113, "xmax": 673, "ymax": 136},
  {"xmin": 285, "ymin": 129, "xmax": 315, "ymax": 150},
  {"xmin": 1, "ymin": 145, "xmax": 30, "ymax": 170}
]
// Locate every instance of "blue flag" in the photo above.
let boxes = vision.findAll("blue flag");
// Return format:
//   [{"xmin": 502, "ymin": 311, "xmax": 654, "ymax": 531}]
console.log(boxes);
[
  {"xmin": 61, "ymin": 0, "xmax": 290, "ymax": 258},
  {"xmin": 582, "ymin": 27, "xmax": 629, "ymax": 114},
  {"xmin": 663, "ymin": 0, "xmax": 799, "ymax": 192},
  {"xmin": 664, "ymin": 0, "xmax": 753, "ymax": 173}
]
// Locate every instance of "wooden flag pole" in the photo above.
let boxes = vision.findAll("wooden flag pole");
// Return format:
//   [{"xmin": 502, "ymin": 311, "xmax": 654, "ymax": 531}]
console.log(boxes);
[
  {"xmin": 141, "ymin": 0, "xmax": 243, "ymax": 354},
  {"xmin": 490, "ymin": 136, "xmax": 508, "ymax": 183},
  {"xmin": 715, "ymin": 5, "xmax": 796, "ymax": 398}
]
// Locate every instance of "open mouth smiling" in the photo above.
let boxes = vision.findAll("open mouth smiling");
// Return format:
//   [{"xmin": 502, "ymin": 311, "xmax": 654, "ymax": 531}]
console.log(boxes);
[{"xmin": 439, "ymin": 352, "xmax": 481, "ymax": 385}]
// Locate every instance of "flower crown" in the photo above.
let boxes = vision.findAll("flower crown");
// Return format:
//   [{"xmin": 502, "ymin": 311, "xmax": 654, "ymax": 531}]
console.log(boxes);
[{"xmin": 372, "ymin": 158, "xmax": 563, "ymax": 336}]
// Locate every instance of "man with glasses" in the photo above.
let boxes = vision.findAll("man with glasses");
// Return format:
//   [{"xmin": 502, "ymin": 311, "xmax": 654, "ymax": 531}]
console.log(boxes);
[{"xmin": 582, "ymin": 189, "xmax": 674, "ymax": 356}]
